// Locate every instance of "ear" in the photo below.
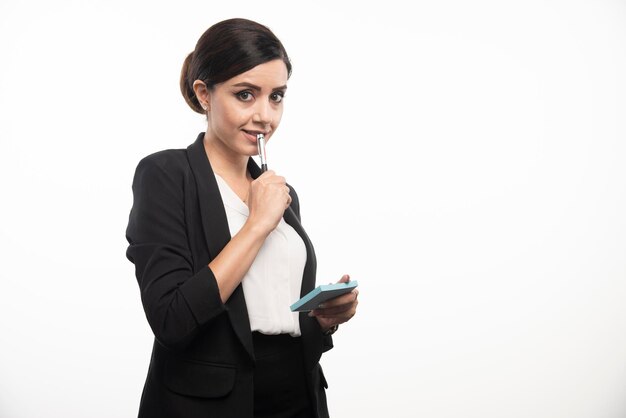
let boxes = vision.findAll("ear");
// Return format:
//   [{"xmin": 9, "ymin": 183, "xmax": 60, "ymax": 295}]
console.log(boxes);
[{"xmin": 192, "ymin": 80, "xmax": 210, "ymax": 111}]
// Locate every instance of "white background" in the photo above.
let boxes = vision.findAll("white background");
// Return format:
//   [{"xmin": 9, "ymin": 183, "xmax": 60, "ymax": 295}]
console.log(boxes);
[{"xmin": 1, "ymin": 1, "xmax": 625, "ymax": 417}]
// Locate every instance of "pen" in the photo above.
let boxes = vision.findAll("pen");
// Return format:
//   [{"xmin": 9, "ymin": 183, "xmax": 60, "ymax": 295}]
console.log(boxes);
[{"xmin": 257, "ymin": 133, "xmax": 268, "ymax": 173}]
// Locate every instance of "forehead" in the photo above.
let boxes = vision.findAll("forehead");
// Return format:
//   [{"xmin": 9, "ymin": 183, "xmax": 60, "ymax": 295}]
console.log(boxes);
[{"xmin": 225, "ymin": 59, "xmax": 288, "ymax": 88}]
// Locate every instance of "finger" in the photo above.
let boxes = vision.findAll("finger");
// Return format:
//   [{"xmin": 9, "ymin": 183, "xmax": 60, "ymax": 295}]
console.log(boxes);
[
  {"xmin": 267, "ymin": 175, "xmax": 286, "ymax": 185},
  {"xmin": 256, "ymin": 171, "xmax": 285, "ymax": 185},
  {"xmin": 337, "ymin": 274, "xmax": 350, "ymax": 284}
]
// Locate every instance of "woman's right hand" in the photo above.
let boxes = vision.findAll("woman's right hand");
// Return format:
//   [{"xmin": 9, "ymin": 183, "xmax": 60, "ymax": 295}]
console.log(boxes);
[{"xmin": 246, "ymin": 170, "xmax": 292, "ymax": 236}]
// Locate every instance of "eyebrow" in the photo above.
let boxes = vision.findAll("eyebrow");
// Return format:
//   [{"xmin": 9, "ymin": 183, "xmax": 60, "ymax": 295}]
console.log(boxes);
[{"xmin": 232, "ymin": 82, "xmax": 287, "ymax": 91}]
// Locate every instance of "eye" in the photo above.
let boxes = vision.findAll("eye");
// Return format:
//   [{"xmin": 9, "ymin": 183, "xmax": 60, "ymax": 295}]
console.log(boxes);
[
  {"xmin": 236, "ymin": 90, "xmax": 253, "ymax": 102},
  {"xmin": 270, "ymin": 91, "xmax": 285, "ymax": 103}
]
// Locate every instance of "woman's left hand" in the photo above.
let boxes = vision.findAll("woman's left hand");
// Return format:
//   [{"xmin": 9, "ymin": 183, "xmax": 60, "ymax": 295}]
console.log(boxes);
[{"xmin": 309, "ymin": 274, "xmax": 359, "ymax": 333}]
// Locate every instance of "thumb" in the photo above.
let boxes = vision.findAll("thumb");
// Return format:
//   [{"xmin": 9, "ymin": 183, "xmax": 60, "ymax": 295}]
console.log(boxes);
[{"xmin": 337, "ymin": 274, "xmax": 350, "ymax": 284}]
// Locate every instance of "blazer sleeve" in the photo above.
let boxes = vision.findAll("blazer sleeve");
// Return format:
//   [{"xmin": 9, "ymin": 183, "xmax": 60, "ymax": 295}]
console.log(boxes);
[{"xmin": 126, "ymin": 153, "xmax": 226, "ymax": 351}]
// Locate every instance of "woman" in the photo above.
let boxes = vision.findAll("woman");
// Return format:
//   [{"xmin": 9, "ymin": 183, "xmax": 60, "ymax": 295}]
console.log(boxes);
[{"xmin": 126, "ymin": 18, "xmax": 358, "ymax": 418}]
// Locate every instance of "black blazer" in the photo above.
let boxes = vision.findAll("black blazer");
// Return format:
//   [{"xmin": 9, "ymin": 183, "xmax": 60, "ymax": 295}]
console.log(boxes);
[{"xmin": 126, "ymin": 133, "xmax": 333, "ymax": 418}]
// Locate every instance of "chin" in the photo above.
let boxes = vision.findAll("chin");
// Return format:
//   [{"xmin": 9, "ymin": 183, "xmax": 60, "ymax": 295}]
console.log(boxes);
[{"xmin": 237, "ymin": 143, "xmax": 259, "ymax": 158}]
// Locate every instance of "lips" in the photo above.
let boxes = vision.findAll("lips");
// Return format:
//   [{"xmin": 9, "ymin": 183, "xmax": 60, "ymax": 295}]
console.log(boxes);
[{"xmin": 242, "ymin": 130, "xmax": 269, "ymax": 143}]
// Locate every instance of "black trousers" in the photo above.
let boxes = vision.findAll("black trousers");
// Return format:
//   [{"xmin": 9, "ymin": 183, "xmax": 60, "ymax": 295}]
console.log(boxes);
[{"xmin": 252, "ymin": 332, "xmax": 314, "ymax": 418}]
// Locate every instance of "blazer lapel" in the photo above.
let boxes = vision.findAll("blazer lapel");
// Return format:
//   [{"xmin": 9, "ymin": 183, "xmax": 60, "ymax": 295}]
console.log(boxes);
[
  {"xmin": 186, "ymin": 133, "xmax": 254, "ymax": 360},
  {"xmin": 282, "ymin": 207, "xmax": 317, "ymax": 296}
]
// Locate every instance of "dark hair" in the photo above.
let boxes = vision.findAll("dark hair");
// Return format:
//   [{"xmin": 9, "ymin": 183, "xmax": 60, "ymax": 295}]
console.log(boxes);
[{"xmin": 180, "ymin": 18, "xmax": 292, "ymax": 114}]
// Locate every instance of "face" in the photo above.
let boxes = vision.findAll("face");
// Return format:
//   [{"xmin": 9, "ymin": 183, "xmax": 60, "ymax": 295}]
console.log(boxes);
[{"xmin": 197, "ymin": 59, "xmax": 288, "ymax": 159}]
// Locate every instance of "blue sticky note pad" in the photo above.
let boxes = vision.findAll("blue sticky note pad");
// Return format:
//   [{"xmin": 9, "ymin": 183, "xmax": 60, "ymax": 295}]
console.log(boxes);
[{"xmin": 290, "ymin": 281, "xmax": 358, "ymax": 312}]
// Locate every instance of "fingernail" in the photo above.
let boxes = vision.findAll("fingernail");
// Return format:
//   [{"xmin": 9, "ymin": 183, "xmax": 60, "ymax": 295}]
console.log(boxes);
[
  {"xmin": 308, "ymin": 311, "xmax": 314, "ymax": 317},
  {"xmin": 318, "ymin": 303, "xmax": 325, "ymax": 309}
]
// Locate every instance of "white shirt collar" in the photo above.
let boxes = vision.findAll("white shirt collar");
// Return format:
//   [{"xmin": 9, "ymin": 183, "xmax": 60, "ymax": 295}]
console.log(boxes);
[{"xmin": 214, "ymin": 173, "xmax": 249, "ymax": 217}]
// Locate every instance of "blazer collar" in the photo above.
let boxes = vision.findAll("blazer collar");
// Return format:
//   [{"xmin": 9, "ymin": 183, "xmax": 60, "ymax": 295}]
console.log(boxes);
[{"xmin": 187, "ymin": 133, "xmax": 230, "ymax": 260}]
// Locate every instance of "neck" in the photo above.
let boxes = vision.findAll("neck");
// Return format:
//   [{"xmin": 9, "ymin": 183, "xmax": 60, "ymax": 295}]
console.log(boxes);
[{"xmin": 203, "ymin": 133, "xmax": 249, "ymax": 180}]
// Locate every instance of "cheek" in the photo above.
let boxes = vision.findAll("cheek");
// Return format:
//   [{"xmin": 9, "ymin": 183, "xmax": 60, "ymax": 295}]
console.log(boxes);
[
  {"xmin": 220, "ymin": 103, "xmax": 251, "ymax": 128},
  {"xmin": 211, "ymin": 106, "xmax": 237, "ymax": 131}
]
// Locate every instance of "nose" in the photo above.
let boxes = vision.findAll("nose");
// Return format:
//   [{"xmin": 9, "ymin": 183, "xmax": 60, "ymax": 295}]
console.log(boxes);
[{"xmin": 252, "ymin": 100, "xmax": 272, "ymax": 126}]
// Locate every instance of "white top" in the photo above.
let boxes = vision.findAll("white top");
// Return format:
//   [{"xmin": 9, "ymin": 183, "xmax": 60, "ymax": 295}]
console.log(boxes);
[{"xmin": 214, "ymin": 174, "xmax": 306, "ymax": 336}]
